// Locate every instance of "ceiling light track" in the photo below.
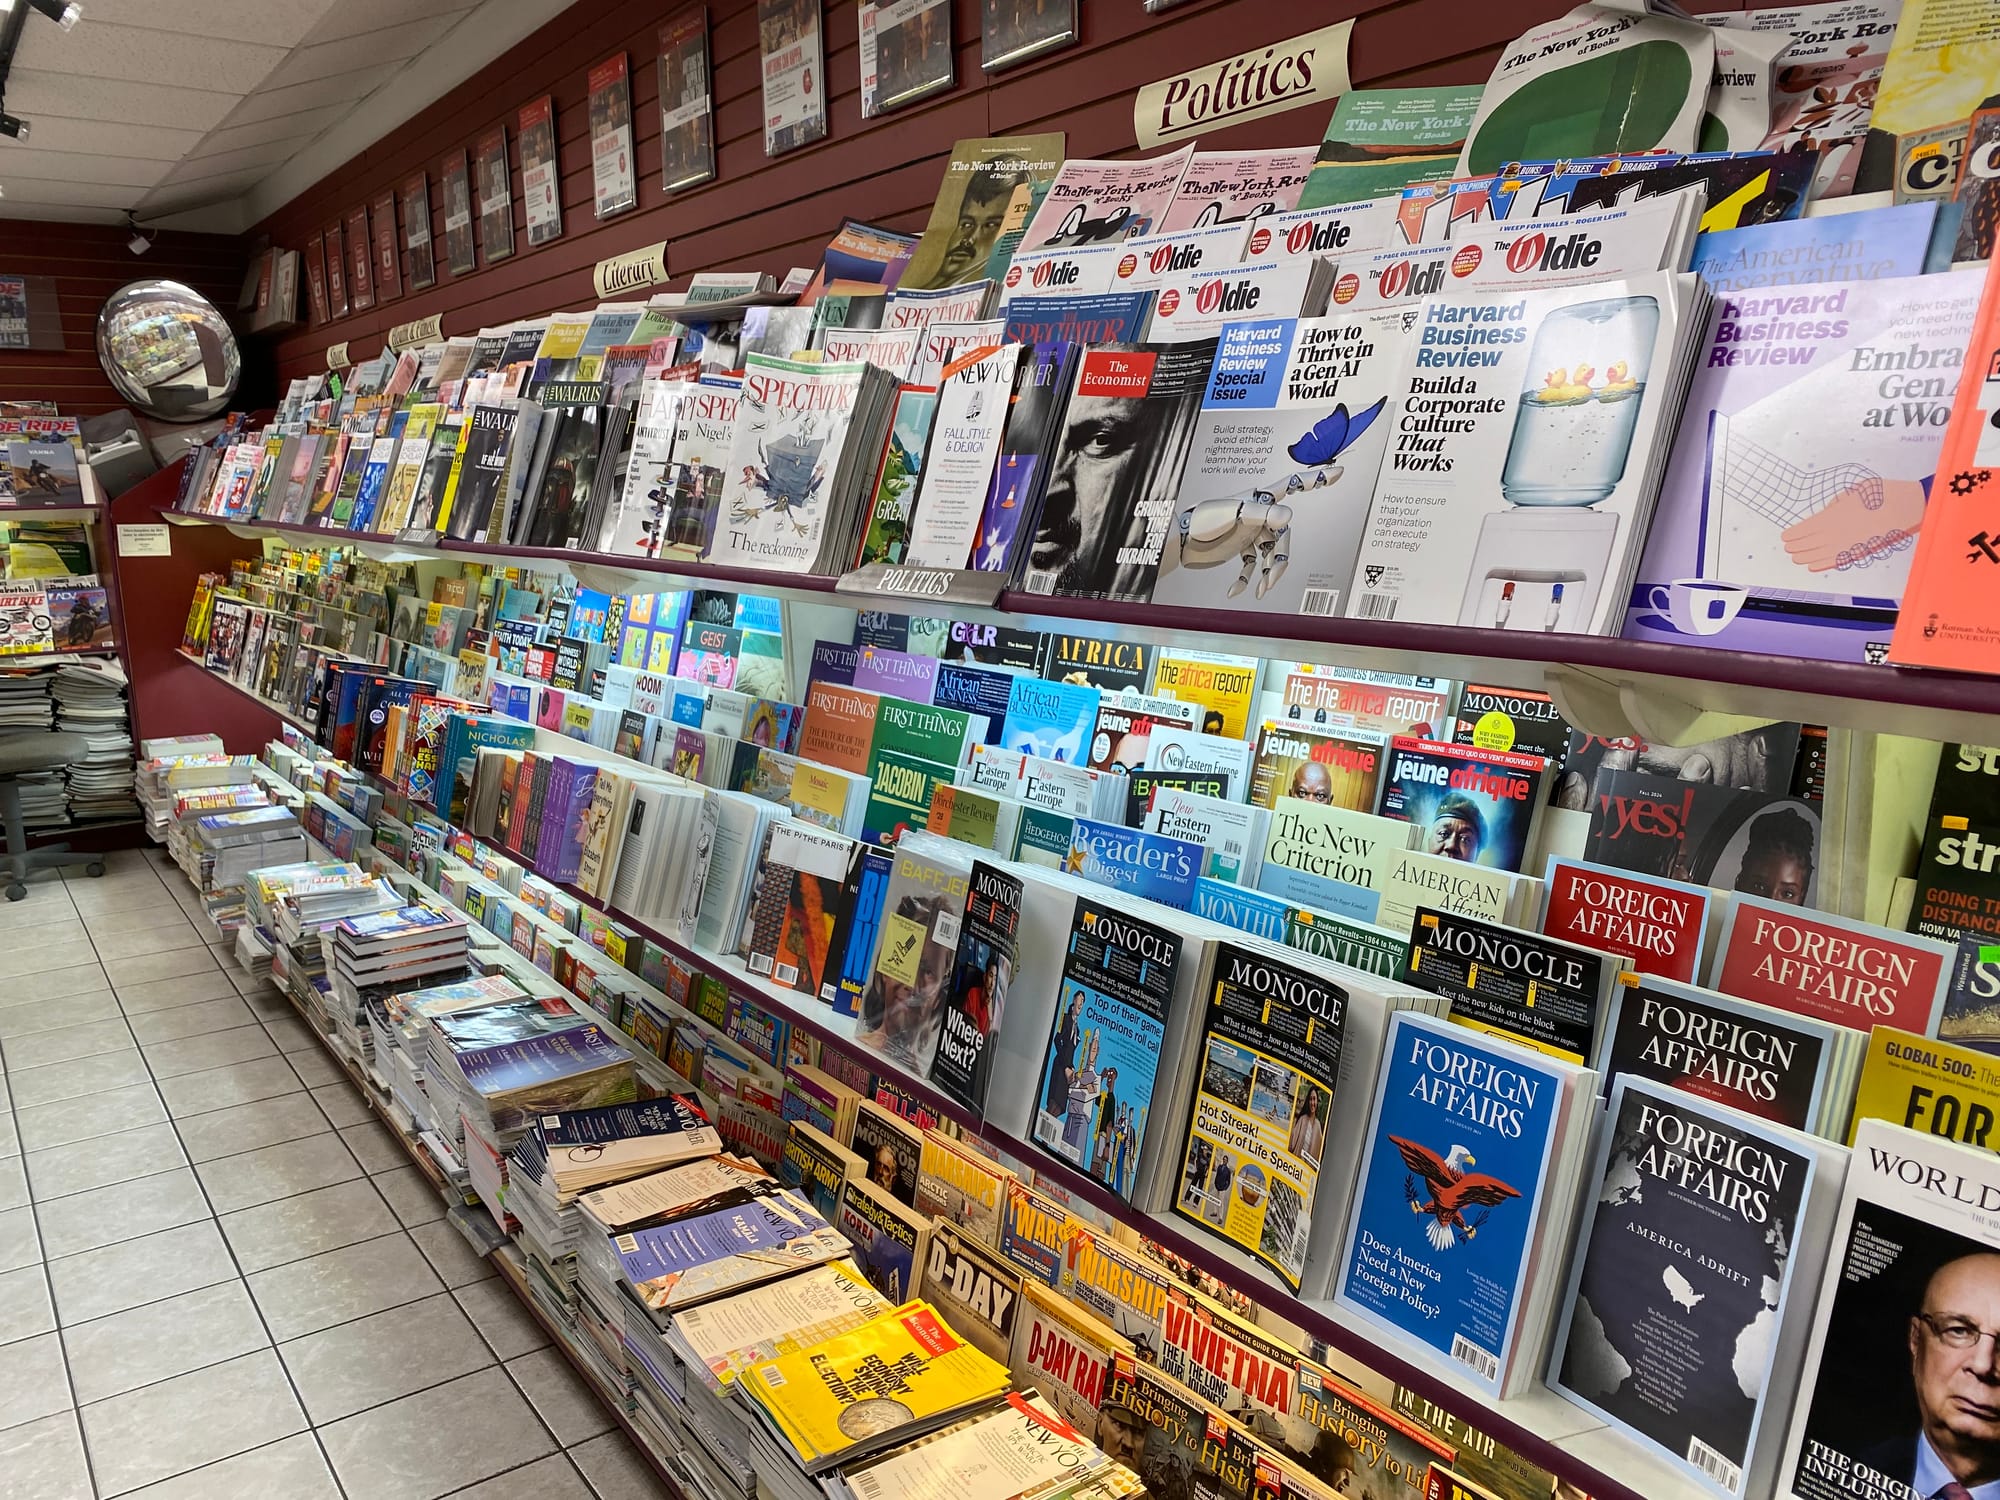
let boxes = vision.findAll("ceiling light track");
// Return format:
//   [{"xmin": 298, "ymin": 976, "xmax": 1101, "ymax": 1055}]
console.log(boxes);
[{"xmin": 0, "ymin": 0, "xmax": 81, "ymax": 146}]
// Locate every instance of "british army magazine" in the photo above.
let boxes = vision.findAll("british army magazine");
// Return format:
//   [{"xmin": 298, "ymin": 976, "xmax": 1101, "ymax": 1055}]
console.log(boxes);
[
  {"xmin": 1148, "ymin": 312, "xmax": 1408, "ymax": 618},
  {"xmin": 1626, "ymin": 266, "xmax": 1983, "ymax": 664},
  {"xmin": 1346, "ymin": 271, "xmax": 1707, "ymax": 635}
]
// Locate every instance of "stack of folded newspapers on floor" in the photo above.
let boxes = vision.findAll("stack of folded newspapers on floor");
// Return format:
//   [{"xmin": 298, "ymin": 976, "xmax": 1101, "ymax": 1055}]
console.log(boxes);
[
  {"xmin": 52, "ymin": 659, "xmax": 136, "ymax": 822},
  {"xmin": 326, "ymin": 904, "xmax": 472, "ymax": 1063},
  {"xmin": 506, "ymin": 1095, "xmax": 723, "ymax": 1318}
]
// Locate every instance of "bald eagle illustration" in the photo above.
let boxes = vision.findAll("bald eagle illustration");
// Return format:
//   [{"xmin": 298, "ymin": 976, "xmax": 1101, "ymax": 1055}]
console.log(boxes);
[{"xmin": 1392, "ymin": 1137, "xmax": 1522, "ymax": 1252}]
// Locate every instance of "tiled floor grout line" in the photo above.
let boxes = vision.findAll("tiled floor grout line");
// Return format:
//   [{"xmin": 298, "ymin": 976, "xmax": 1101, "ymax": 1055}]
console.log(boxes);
[
  {"xmin": 0, "ymin": 893, "xmax": 118, "ymax": 1500},
  {"xmin": 79, "ymin": 874, "xmax": 360, "ymax": 1500},
  {"xmin": 14, "ymin": 850, "xmax": 635, "ymax": 1498}
]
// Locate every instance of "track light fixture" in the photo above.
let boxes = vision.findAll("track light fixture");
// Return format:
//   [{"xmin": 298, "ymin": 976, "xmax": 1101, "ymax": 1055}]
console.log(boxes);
[{"xmin": 25, "ymin": 0, "xmax": 80, "ymax": 29}]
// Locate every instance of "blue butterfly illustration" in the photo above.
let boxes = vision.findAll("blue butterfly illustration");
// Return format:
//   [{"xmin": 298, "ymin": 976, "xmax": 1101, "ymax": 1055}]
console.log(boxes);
[{"xmin": 1287, "ymin": 397, "xmax": 1388, "ymax": 468}]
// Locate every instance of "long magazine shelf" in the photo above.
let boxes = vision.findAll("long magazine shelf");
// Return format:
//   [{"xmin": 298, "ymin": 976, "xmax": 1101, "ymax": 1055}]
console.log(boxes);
[
  {"xmin": 180, "ymin": 651, "xmax": 1729, "ymax": 1500},
  {"xmin": 161, "ymin": 503, "xmax": 2000, "ymax": 744}
]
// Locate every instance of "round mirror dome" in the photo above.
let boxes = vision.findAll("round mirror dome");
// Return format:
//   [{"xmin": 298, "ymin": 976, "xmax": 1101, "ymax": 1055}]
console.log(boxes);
[{"xmin": 95, "ymin": 279, "xmax": 241, "ymax": 422}]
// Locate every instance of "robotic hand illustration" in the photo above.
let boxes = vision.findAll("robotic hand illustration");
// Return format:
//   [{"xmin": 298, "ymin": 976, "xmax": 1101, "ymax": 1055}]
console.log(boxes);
[{"xmin": 1174, "ymin": 475, "xmax": 1315, "ymax": 600}]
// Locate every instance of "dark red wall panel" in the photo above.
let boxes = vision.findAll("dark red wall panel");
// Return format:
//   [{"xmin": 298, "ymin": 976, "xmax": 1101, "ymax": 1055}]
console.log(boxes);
[
  {"xmin": 0, "ymin": 222, "xmax": 246, "ymax": 416},
  {"xmin": 253, "ymin": 0, "xmax": 1760, "ymax": 388}
]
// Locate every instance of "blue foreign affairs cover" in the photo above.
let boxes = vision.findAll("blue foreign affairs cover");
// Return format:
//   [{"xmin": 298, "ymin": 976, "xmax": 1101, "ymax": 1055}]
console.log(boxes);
[{"xmin": 1336, "ymin": 1010, "xmax": 1564, "ymax": 1395}]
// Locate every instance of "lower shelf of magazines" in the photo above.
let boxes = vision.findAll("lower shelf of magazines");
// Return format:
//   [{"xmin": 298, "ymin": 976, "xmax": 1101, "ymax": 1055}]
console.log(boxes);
[
  {"xmin": 179, "ymin": 649, "xmax": 1722, "ymax": 1500},
  {"xmin": 180, "ymin": 824, "xmax": 694, "ymax": 1500},
  {"xmin": 156, "ymin": 505, "xmax": 2000, "ymax": 748}
]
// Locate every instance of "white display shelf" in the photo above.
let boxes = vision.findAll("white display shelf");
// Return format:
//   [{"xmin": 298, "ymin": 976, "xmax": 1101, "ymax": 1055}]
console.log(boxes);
[
  {"xmin": 155, "ymin": 503, "xmax": 2000, "ymax": 752},
  {"xmin": 178, "ymin": 650, "xmax": 1741, "ymax": 1500}
]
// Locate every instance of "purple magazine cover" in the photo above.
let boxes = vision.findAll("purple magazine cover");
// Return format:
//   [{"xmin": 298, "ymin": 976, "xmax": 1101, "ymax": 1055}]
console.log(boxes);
[{"xmin": 1623, "ymin": 263, "xmax": 1984, "ymax": 664}]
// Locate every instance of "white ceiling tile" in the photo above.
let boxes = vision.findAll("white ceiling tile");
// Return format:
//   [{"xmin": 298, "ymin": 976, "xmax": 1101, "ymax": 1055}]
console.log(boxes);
[
  {"xmin": 159, "ymin": 139, "xmax": 300, "ymax": 185},
  {"xmin": 136, "ymin": 169, "xmax": 272, "ymax": 215},
  {"xmin": 4, "ymin": 70, "xmax": 239, "ymax": 133},
  {"xmin": 0, "ymin": 202, "xmax": 131, "ymax": 224},
  {"xmin": 11, "ymin": 18, "xmax": 287, "ymax": 89},
  {"xmin": 6, "ymin": 117, "xmax": 206, "ymax": 162},
  {"xmin": 218, "ymin": 67, "xmax": 384, "ymax": 127},
  {"xmin": 64, "ymin": 0, "xmax": 341, "ymax": 48},
  {"xmin": 0, "ymin": 175, "xmax": 149, "ymax": 209},
  {"xmin": 191, "ymin": 106, "xmax": 349, "ymax": 160},
  {"xmin": 0, "ymin": 147, "xmax": 169, "ymax": 187},
  {"xmin": 253, "ymin": 17, "xmax": 459, "ymax": 92},
  {"xmin": 302, "ymin": 0, "xmax": 477, "ymax": 45}
]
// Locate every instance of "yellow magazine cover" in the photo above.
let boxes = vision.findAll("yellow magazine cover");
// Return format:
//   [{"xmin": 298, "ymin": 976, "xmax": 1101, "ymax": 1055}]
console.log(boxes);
[
  {"xmin": 1850, "ymin": 1026, "xmax": 2000, "ymax": 1153},
  {"xmin": 1150, "ymin": 649, "xmax": 1260, "ymax": 740},
  {"xmin": 740, "ymin": 1300, "xmax": 1012, "ymax": 1472}
]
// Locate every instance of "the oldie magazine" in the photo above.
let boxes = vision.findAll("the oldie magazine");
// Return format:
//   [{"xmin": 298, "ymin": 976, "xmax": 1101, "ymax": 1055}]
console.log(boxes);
[
  {"xmin": 587, "ymin": 53, "xmax": 638, "ymax": 218},
  {"xmin": 1628, "ymin": 267, "xmax": 1982, "ymax": 665},
  {"xmin": 1335, "ymin": 199, "xmax": 1690, "ymax": 315},
  {"xmin": 757, "ymin": 0, "xmax": 828, "ymax": 155},
  {"xmin": 1172, "ymin": 941, "xmax": 1346, "ymax": 1291},
  {"xmin": 657, "ymin": 11, "xmax": 717, "ymax": 193},
  {"xmin": 1779, "ymin": 1122, "xmax": 2000, "ymax": 1500},
  {"xmin": 1016, "ymin": 145, "xmax": 1196, "ymax": 256},
  {"xmin": 1347, "ymin": 271, "xmax": 1696, "ymax": 636},
  {"xmin": 1159, "ymin": 147, "xmax": 1317, "ymax": 232},
  {"xmin": 708, "ymin": 353, "xmax": 867, "ymax": 571},
  {"xmin": 901, "ymin": 135, "xmax": 1066, "ymax": 291},
  {"xmin": 1149, "ymin": 312, "xmax": 1408, "ymax": 619},
  {"xmin": 1021, "ymin": 340, "xmax": 1216, "ymax": 603},
  {"xmin": 518, "ymin": 96, "xmax": 561, "ymax": 246},
  {"xmin": 1456, "ymin": 7, "xmax": 1712, "ymax": 177},
  {"xmin": 1554, "ymin": 1078, "xmax": 1827, "ymax": 1500}
]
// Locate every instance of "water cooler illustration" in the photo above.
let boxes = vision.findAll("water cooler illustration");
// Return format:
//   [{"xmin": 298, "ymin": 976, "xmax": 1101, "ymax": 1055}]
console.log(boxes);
[{"xmin": 1459, "ymin": 294, "xmax": 1659, "ymax": 632}]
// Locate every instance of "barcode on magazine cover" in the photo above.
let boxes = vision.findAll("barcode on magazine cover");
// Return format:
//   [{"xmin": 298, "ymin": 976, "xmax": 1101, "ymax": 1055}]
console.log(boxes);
[
  {"xmin": 614, "ymin": 1234, "xmax": 638, "ymax": 1253},
  {"xmin": 749, "ymin": 954, "xmax": 773, "ymax": 976},
  {"xmin": 776, "ymin": 961, "xmax": 799, "ymax": 984},
  {"xmin": 1687, "ymin": 1436, "xmax": 1742, "ymax": 1493},
  {"xmin": 853, "ymin": 1472, "xmax": 884, "ymax": 1500},
  {"xmin": 1299, "ymin": 589, "xmax": 1341, "ymax": 617},
  {"xmin": 1354, "ymin": 594, "xmax": 1398, "ymax": 620},
  {"xmin": 1450, "ymin": 1332, "xmax": 1498, "ymax": 1382}
]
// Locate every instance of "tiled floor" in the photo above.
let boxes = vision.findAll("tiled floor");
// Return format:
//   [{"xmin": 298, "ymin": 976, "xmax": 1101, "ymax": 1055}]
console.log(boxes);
[{"xmin": 0, "ymin": 849, "xmax": 673, "ymax": 1499}]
